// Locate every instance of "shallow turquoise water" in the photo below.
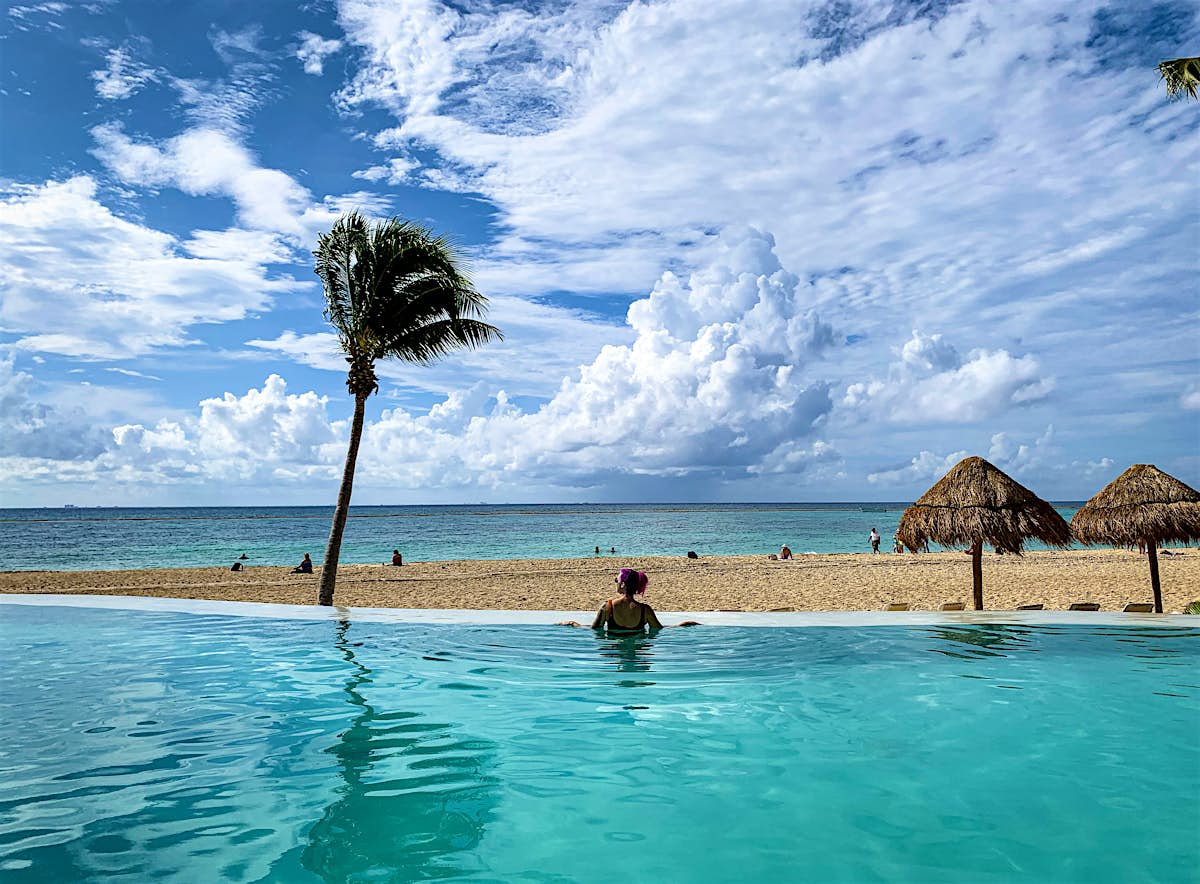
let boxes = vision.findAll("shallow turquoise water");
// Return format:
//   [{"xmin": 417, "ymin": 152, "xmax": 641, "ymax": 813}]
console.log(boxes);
[
  {"xmin": 1, "ymin": 604, "xmax": 1196, "ymax": 883},
  {"xmin": 0, "ymin": 503, "xmax": 1081, "ymax": 571}
]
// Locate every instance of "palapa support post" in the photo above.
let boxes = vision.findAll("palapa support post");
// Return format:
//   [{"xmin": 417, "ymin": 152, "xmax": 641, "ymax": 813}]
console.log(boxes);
[
  {"xmin": 1146, "ymin": 541, "xmax": 1163, "ymax": 614},
  {"xmin": 971, "ymin": 542, "xmax": 984, "ymax": 610}
]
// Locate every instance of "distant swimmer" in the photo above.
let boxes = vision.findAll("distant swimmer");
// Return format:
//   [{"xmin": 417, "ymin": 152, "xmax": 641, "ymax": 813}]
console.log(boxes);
[
  {"xmin": 292, "ymin": 553, "xmax": 313, "ymax": 574},
  {"xmin": 558, "ymin": 568, "xmax": 699, "ymax": 631},
  {"xmin": 391, "ymin": 549, "xmax": 403, "ymax": 566},
  {"xmin": 595, "ymin": 546, "xmax": 601, "ymax": 555},
  {"xmin": 239, "ymin": 553, "xmax": 249, "ymax": 560},
  {"xmin": 609, "ymin": 547, "xmax": 616, "ymax": 554}
]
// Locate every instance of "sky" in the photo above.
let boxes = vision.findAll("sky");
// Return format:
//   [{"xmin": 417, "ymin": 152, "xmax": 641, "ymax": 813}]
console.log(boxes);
[{"xmin": 0, "ymin": 0, "xmax": 1197, "ymax": 507}]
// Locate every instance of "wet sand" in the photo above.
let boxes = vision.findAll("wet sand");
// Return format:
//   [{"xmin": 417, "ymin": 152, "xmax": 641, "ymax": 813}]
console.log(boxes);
[{"xmin": 1, "ymin": 549, "xmax": 1196, "ymax": 613}]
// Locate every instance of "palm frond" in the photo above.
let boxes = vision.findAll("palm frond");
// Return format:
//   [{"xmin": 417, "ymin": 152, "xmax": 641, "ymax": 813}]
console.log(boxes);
[
  {"xmin": 314, "ymin": 212, "xmax": 372, "ymax": 337},
  {"xmin": 313, "ymin": 211, "xmax": 502, "ymax": 383},
  {"xmin": 1158, "ymin": 57, "xmax": 1200, "ymax": 101}
]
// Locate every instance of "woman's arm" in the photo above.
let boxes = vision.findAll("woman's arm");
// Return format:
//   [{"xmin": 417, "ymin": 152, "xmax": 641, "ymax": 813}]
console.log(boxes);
[{"xmin": 591, "ymin": 601, "xmax": 609, "ymax": 630}]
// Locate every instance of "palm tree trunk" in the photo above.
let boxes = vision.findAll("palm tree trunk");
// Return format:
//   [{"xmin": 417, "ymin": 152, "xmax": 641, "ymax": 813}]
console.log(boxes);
[
  {"xmin": 1147, "ymin": 541, "xmax": 1163, "ymax": 614},
  {"xmin": 971, "ymin": 542, "xmax": 984, "ymax": 610},
  {"xmin": 319, "ymin": 393, "xmax": 367, "ymax": 606}
]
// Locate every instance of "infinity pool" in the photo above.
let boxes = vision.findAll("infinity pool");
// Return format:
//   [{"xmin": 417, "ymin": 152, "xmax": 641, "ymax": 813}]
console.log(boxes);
[{"xmin": 1, "ymin": 599, "xmax": 1197, "ymax": 883}]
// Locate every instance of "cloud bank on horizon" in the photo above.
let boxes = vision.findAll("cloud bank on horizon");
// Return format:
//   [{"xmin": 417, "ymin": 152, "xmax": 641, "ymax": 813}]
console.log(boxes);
[{"xmin": 0, "ymin": 0, "xmax": 1196, "ymax": 505}]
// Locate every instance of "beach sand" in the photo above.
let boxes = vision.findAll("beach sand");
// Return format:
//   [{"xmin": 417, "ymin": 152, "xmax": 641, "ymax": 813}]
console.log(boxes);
[{"xmin": 2, "ymin": 549, "xmax": 1196, "ymax": 613}]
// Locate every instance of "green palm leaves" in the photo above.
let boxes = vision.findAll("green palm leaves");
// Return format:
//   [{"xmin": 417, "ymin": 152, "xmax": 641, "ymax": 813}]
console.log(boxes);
[
  {"xmin": 1158, "ymin": 57, "xmax": 1199, "ymax": 101},
  {"xmin": 315, "ymin": 212, "xmax": 502, "ymax": 396}
]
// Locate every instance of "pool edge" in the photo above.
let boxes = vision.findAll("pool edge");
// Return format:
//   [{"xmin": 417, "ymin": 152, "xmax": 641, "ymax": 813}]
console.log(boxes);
[{"xmin": 1, "ymin": 594, "xmax": 1196, "ymax": 627}]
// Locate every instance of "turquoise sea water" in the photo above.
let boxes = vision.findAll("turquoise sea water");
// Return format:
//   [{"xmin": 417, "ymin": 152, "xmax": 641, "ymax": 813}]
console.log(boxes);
[
  {"xmin": 0, "ymin": 503, "xmax": 1082, "ymax": 571},
  {"xmin": 1, "ymin": 602, "xmax": 1196, "ymax": 882}
]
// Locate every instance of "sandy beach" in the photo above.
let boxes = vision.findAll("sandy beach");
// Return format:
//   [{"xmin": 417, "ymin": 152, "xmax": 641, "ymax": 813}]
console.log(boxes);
[{"xmin": 2, "ymin": 548, "xmax": 1196, "ymax": 613}]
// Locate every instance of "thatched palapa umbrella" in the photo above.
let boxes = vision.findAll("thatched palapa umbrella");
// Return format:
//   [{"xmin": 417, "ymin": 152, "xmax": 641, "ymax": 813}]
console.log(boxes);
[
  {"xmin": 898, "ymin": 456, "xmax": 1071, "ymax": 610},
  {"xmin": 1070, "ymin": 464, "xmax": 1200, "ymax": 613}
]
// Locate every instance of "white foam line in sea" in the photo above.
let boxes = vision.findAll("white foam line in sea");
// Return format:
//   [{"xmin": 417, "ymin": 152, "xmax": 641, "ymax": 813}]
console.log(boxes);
[{"xmin": 1, "ymin": 594, "xmax": 1196, "ymax": 627}]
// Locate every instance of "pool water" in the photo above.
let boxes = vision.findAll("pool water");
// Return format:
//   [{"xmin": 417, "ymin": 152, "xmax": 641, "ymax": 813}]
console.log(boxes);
[{"xmin": 1, "ymin": 602, "xmax": 1197, "ymax": 883}]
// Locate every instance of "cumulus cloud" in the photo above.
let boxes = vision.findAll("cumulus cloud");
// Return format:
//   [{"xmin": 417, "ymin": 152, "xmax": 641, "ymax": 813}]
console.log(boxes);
[
  {"xmin": 332, "ymin": 0, "xmax": 1198, "ymax": 450},
  {"xmin": 866, "ymin": 449, "xmax": 969, "ymax": 487},
  {"xmin": 1182, "ymin": 386, "xmax": 1200, "ymax": 411},
  {"xmin": 0, "ymin": 351, "xmax": 109, "ymax": 459},
  {"xmin": 86, "ymin": 230, "xmax": 841, "ymax": 490},
  {"xmin": 867, "ymin": 425, "xmax": 1116, "ymax": 489},
  {"xmin": 0, "ymin": 176, "xmax": 300, "ymax": 358},
  {"xmin": 295, "ymin": 31, "xmax": 343, "ymax": 75},
  {"xmin": 91, "ymin": 47, "xmax": 158, "ymax": 99},
  {"xmin": 842, "ymin": 330, "xmax": 1053, "ymax": 424}
]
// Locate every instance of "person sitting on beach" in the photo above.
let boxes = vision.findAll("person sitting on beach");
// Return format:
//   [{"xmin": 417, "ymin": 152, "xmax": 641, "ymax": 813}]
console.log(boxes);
[
  {"xmin": 292, "ymin": 553, "xmax": 313, "ymax": 574},
  {"xmin": 391, "ymin": 549, "xmax": 403, "ymax": 566},
  {"xmin": 558, "ymin": 568, "xmax": 699, "ymax": 631},
  {"xmin": 779, "ymin": 544, "xmax": 792, "ymax": 560}
]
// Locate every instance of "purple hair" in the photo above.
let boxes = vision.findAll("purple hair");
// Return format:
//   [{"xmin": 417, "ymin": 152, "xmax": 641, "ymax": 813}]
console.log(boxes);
[{"xmin": 617, "ymin": 568, "xmax": 648, "ymax": 595}]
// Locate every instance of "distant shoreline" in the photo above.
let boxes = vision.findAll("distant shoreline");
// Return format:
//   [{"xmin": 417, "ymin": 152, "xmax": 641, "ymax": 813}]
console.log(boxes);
[{"xmin": 2, "ymin": 549, "xmax": 1194, "ymax": 614}]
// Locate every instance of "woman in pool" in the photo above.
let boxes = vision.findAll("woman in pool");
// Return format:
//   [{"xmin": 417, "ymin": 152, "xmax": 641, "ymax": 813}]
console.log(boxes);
[{"xmin": 559, "ymin": 568, "xmax": 698, "ymax": 632}]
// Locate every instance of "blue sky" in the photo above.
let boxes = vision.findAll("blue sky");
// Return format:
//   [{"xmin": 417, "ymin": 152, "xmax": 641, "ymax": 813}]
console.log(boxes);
[{"xmin": 1, "ymin": 0, "xmax": 1197, "ymax": 507}]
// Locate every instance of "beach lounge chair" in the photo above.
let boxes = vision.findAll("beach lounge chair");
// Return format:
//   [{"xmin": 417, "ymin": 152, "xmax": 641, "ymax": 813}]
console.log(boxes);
[
  {"xmin": 940, "ymin": 602, "xmax": 965, "ymax": 611},
  {"xmin": 1017, "ymin": 603, "xmax": 1044, "ymax": 610},
  {"xmin": 1068, "ymin": 602, "xmax": 1100, "ymax": 611},
  {"xmin": 885, "ymin": 603, "xmax": 910, "ymax": 611},
  {"xmin": 1123, "ymin": 603, "xmax": 1154, "ymax": 613}
]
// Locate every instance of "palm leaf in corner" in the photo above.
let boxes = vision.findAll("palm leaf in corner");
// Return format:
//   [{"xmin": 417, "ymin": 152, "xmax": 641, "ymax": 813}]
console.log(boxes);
[{"xmin": 1158, "ymin": 57, "xmax": 1200, "ymax": 100}]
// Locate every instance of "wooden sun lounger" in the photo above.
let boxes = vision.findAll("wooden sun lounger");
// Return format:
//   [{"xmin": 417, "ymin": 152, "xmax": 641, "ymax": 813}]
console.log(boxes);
[
  {"xmin": 1017, "ymin": 604, "xmax": 1044, "ymax": 610},
  {"xmin": 1068, "ymin": 602, "xmax": 1100, "ymax": 611},
  {"xmin": 1123, "ymin": 603, "xmax": 1154, "ymax": 613},
  {"xmin": 940, "ymin": 602, "xmax": 965, "ymax": 611},
  {"xmin": 885, "ymin": 603, "xmax": 910, "ymax": 611}
]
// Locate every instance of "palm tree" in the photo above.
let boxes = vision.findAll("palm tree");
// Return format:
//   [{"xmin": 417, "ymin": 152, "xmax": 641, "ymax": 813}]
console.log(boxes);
[
  {"xmin": 314, "ymin": 212, "xmax": 501, "ymax": 606},
  {"xmin": 1158, "ymin": 57, "xmax": 1199, "ymax": 100}
]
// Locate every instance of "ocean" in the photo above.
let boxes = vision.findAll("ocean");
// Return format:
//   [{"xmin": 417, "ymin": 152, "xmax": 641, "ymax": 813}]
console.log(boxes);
[{"xmin": 0, "ymin": 503, "xmax": 1083, "ymax": 572}]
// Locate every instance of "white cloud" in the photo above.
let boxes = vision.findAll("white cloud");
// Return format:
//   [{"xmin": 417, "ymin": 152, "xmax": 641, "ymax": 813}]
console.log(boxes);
[
  {"xmin": 867, "ymin": 449, "xmax": 969, "ymax": 487},
  {"xmin": 0, "ymin": 177, "xmax": 300, "ymax": 359},
  {"xmin": 333, "ymin": 0, "xmax": 1198, "ymax": 444},
  {"xmin": 0, "ymin": 351, "xmax": 109, "ymax": 459},
  {"xmin": 351, "ymin": 156, "xmax": 417, "ymax": 184},
  {"xmin": 90, "ymin": 123, "xmax": 391, "ymax": 245},
  {"xmin": 71, "ymin": 230, "xmax": 842, "ymax": 490},
  {"xmin": 295, "ymin": 31, "xmax": 343, "ymax": 75},
  {"xmin": 842, "ymin": 330, "xmax": 1053, "ymax": 424},
  {"xmin": 91, "ymin": 47, "xmax": 158, "ymax": 100},
  {"xmin": 867, "ymin": 425, "xmax": 1116, "ymax": 489},
  {"xmin": 110, "ymin": 375, "xmax": 344, "ymax": 481},
  {"xmin": 105, "ymin": 367, "xmax": 162, "ymax": 381},
  {"xmin": 1182, "ymin": 386, "xmax": 1200, "ymax": 411}
]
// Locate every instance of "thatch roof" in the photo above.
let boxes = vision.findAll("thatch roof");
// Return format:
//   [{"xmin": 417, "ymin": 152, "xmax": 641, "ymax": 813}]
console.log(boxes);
[
  {"xmin": 1070, "ymin": 464, "xmax": 1200, "ymax": 546},
  {"xmin": 897, "ymin": 456, "xmax": 1071, "ymax": 554}
]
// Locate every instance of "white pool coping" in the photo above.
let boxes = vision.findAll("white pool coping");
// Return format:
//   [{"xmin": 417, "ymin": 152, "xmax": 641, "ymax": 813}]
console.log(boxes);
[{"xmin": 1, "ymin": 594, "xmax": 1196, "ymax": 627}]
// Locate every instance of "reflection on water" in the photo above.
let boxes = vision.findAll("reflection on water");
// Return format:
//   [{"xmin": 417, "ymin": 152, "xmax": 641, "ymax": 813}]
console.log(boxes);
[
  {"xmin": 592, "ymin": 631, "xmax": 657, "ymax": 688},
  {"xmin": 298, "ymin": 621, "xmax": 498, "ymax": 882},
  {"xmin": 927, "ymin": 625, "xmax": 1035, "ymax": 659}
]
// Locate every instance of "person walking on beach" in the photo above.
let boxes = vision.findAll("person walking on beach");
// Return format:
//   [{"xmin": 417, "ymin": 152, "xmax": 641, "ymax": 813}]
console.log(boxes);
[
  {"xmin": 558, "ymin": 568, "xmax": 699, "ymax": 631},
  {"xmin": 292, "ymin": 553, "xmax": 313, "ymax": 574},
  {"xmin": 869, "ymin": 528, "xmax": 880, "ymax": 553}
]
